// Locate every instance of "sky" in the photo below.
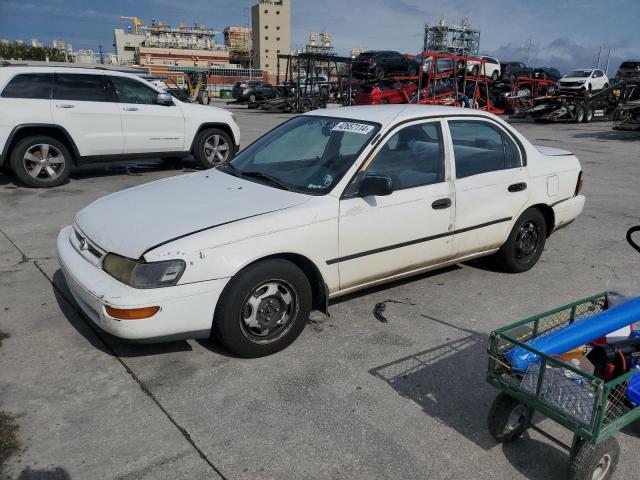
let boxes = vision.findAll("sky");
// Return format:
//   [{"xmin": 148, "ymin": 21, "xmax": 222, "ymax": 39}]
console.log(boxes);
[{"xmin": 1, "ymin": 0, "xmax": 639, "ymax": 74}]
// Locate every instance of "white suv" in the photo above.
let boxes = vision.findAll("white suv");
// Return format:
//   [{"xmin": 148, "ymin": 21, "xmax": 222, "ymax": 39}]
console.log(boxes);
[{"xmin": 0, "ymin": 66, "xmax": 240, "ymax": 187}]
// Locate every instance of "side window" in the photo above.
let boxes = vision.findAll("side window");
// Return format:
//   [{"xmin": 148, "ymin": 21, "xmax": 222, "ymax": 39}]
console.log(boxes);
[
  {"xmin": 366, "ymin": 122, "xmax": 445, "ymax": 190},
  {"xmin": 110, "ymin": 76, "xmax": 159, "ymax": 104},
  {"xmin": 449, "ymin": 121, "xmax": 521, "ymax": 178},
  {"xmin": 1, "ymin": 73, "xmax": 53, "ymax": 99},
  {"xmin": 53, "ymin": 74, "xmax": 109, "ymax": 102}
]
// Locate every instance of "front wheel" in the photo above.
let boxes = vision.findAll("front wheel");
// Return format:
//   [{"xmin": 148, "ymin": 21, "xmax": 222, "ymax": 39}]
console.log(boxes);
[
  {"xmin": 491, "ymin": 70, "xmax": 499, "ymax": 81},
  {"xmin": 488, "ymin": 393, "xmax": 529, "ymax": 443},
  {"xmin": 10, "ymin": 135, "xmax": 72, "ymax": 188},
  {"xmin": 374, "ymin": 66, "xmax": 386, "ymax": 80},
  {"xmin": 212, "ymin": 259, "xmax": 312, "ymax": 358},
  {"xmin": 569, "ymin": 436, "xmax": 619, "ymax": 480},
  {"xmin": 192, "ymin": 128, "xmax": 235, "ymax": 169},
  {"xmin": 493, "ymin": 208, "xmax": 547, "ymax": 273}
]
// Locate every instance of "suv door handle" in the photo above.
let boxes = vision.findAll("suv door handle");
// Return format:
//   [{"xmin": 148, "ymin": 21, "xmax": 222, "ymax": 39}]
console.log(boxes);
[
  {"xmin": 508, "ymin": 182, "xmax": 527, "ymax": 192},
  {"xmin": 123, "ymin": 106, "xmax": 139, "ymax": 111},
  {"xmin": 431, "ymin": 198, "xmax": 452, "ymax": 210},
  {"xmin": 55, "ymin": 104, "xmax": 74, "ymax": 109}
]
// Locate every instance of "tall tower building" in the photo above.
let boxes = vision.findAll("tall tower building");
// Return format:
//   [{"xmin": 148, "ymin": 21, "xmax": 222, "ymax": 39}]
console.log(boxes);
[{"xmin": 251, "ymin": 0, "xmax": 291, "ymax": 73}]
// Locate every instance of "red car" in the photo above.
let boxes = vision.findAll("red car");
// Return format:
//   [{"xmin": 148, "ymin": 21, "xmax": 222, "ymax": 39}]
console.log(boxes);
[{"xmin": 354, "ymin": 81, "xmax": 418, "ymax": 105}]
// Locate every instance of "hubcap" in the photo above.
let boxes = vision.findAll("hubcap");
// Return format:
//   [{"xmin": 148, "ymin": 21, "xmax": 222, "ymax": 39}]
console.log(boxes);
[
  {"xmin": 203, "ymin": 135, "xmax": 230, "ymax": 166},
  {"xmin": 515, "ymin": 220, "xmax": 541, "ymax": 261},
  {"xmin": 592, "ymin": 453, "xmax": 611, "ymax": 480},
  {"xmin": 240, "ymin": 280, "xmax": 298, "ymax": 342},
  {"xmin": 23, "ymin": 143, "xmax": 65, "ymax": 180},
  {"xmin": 505, "ymin": 404, "xmax": 527, "ymax": 433}
]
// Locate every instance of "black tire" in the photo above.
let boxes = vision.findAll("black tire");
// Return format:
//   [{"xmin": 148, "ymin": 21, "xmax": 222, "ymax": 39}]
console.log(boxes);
[
  {"xmin": 493, "ymin": 208, "xmax": 547, "ymax": 273},
  {"xmin": 575, "ymin": 106, "xmax": 586, "ymax": 123},
  {"xmin": 568, "ymin": 436, "xmax": 619, "ymax": 480},
  {"xmin": 488, "ymin": 393, "xmax": 529, "ymax": 443},
  {"xmin": 491, "ymin": 70, "xmax": 499, "ymax": 81},
  {"xmin": 10, "ymin": 135, "xmax": 72, "ymax": 188},
  {"xmin": 374, "ymin": 66, "xmax": 386, "ymax": 80},
  {"xmin": 192, "ymin": 128, "xmax": 235, "ymax": 169},
  {"xmin": 298, "ymin": 98, "xmax": 313, "ymax": 113},
  {"xmin": 472, "ymin": 65, "xmax": 479, "ymax": 76},
  {"xmin": 509, "ymin": 74, "xmax": 516, "ymax": 83},
  {"xmin": 248, "ymin": 94, "xmax": 257, "ymax": 103},
  {"xmin": 527, "ymin": 71, "xmax": 533, "ymax": 78},
  {"xmin": 583, "ymin": 107, "xmax": 594, "ymax": 123},
  {"xmin": 380, "ymin": 98, "xmax": 390, "ymax": 105},
  {"xmin": 212, "ymin": 259, "xmax": 312, "ymax": 358},
  {"xmin": 197, "ymin": 90, "xmax": 210, "ymax": 105},
  {"xmin": 407, "ymin": 64, "xmax": 418, "ymax": 77},
  {"xmin": 541, "ymin": 72, "xmax": 548, "ymax": 80},
  {"xmin": 588, "ymin": 83, "xmax": 592, "ymax": 92},
  {"xmin": 603, "ymin": 83, "xmax": 609, "ymax": 89}
]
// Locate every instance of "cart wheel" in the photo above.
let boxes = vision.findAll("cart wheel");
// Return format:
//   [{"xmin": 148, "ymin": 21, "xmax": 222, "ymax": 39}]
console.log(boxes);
[
  {"xmin": 568, "ymin": 436, "xmax": 619, "ymax": 480},
  {"xmin": 488, "ymin": 393, "xmax": 529, "ymax": 443}
]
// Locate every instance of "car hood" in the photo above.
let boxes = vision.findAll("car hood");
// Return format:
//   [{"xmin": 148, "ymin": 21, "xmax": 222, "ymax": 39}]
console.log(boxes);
[
  {"xmin": 535, "ymin": 145, "xmax": 573, "ymax": 156},
  {"xmin": 75, "ymin": 169, "xmax": 310, "ymax": 259}
]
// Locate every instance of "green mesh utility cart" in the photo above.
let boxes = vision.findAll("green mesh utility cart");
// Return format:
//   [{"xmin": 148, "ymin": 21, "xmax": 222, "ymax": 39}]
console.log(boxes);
[{"xmin": 487, "ymin": 292, "xmax": 640, "ymax": 480}]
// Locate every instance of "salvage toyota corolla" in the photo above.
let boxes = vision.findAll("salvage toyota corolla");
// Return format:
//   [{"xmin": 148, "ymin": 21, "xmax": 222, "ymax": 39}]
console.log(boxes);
[{"xmin": 58, "ymin": 105, "xmax": 585, "ymax": 357}]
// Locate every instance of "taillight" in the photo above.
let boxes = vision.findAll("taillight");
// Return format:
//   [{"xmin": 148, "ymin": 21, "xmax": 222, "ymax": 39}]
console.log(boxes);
[{"xmin": 575, "ymin": 171, "xmax": 583, "ymax": 195}]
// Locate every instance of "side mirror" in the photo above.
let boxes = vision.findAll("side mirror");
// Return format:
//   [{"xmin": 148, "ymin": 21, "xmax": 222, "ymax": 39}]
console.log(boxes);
[
  {"xmin": 356, "ymin": 172, "xmax": 394, "ymax": 197},
  {"xmin": 156, "ymin": 92, "xmax": 174, "ymax": 106}
]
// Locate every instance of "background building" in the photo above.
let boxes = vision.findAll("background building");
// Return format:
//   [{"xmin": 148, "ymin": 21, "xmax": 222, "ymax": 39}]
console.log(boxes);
[
  {"xmin": 251, "ymin": 0, "xmax": 291, "ymax": 73},
  {"xmin": 224, "ymin": 26, "xmax": 252, "ymax": 66}
]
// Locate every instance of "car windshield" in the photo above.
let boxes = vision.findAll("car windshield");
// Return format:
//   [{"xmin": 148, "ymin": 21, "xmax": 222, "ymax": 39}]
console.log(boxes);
[
  {"xmin": 226, "ymin": 116, "xmax": 380, "ymax": 195},
  {"xmin": 567, "ymin": 70, "xmax": 591, "ymax": 78}
]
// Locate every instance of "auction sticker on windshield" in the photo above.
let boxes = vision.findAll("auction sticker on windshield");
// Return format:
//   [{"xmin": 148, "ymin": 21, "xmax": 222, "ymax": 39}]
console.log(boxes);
[{"xmin": 332, "ymin": 122, "xmax": 375, "ymax": 135}]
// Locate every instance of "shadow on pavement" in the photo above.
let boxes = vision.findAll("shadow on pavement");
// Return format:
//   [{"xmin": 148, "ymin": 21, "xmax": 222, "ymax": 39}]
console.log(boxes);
[
  {"xmin": 501, "ymin": 435, "xmax": 568, "ymax": 480},
  {"xmin": 52, "ymin": 270, "xmax": 193, "ymax": 358},
  {"xmin": 16, "ymin": 467, "xmax": 71, "ymax": 479},
  {"xmin": 572, "ymin": 130, "xmax": 640, "ymax": 142}
]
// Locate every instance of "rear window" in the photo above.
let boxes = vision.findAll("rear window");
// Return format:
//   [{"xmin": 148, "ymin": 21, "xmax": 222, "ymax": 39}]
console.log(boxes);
[
  {"xmin": 620, "ymin": 62, "xmax": 640, "ymax": 69},
  {"xmin": 1, "ymin": 73, "xmax": 53, "ymax": 99},
  {"xmin": 53, "ymin": 74, "xmax": 110, "ymax": 102}
]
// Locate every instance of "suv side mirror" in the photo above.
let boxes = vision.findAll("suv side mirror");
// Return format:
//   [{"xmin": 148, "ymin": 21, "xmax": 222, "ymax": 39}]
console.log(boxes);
[
  {"xmin": 156, "ymin": 92, "xmax": 174, "ymax": 106},
  {"xmin": 355, "ymin": 172, "xmax": 394, "ymax": 197}
]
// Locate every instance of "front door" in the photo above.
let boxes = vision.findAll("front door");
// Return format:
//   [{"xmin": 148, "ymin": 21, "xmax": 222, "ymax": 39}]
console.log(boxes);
[
  {"xmin": 109, "ymin": 76, "xmax": 185, "ymax": 154},
  {"xmin": 337, "ymin": 120, "xmax": 455, "ymax": 291},
  {"xmin": 446, "ymin": 118, "xmax": 530, "ymax": 257}
]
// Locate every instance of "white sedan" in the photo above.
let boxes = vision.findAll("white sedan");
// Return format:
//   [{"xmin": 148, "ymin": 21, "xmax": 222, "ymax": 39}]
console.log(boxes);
[{"xmin": 58, "ymin": 105, "xmax": 585, "ymax": 357}]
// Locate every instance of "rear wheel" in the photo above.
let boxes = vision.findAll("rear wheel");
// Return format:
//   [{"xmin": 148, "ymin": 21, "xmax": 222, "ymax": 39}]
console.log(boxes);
[
  {"xmin": 192, "ymin": 128, "xmax": 235, "ymax": 169},
  {"xmin": 407, "ymin": 64, "xmax": 418, "ymax": 77},
  {"xmin": 493, "ymin": 208, "xmax": 547, "ymax": 273},
  {"xmin": 491, "ymin": 70, "xmax": 499, "ymax": 81},
  {"xmin": 488, "ymin": 393, "xmax": 529, "ymax": 443},
  {"xmin": 212, "ymin": 259, "xmax": 312, "ymax": 358},
  {"xmin": 380, "ymin": 98, "xmax": 390, "ymax": 104},
  {"xmin": 248, "ymin": 94, "xmax": 257, "ymax": 103},
  {"xmin": 575, "ymin": 106, "xmax": 586, "ymax": 123},
  {"xmin": 583, "ymin": 107, "xmax": 594, "ymax": 123},
  {"xmin": 197, "ymin": 90, "xmax": 209, "ymax": 105},
  {"xmin": 374, "ymin": 66, "xmax": 386, "ymax": 80},
  {"xmin": 10, "ymin": 135, "xmax": 72, "ymax": 188},
  {"xmin": 471, "ymin": 65, "xmax": 479, "ymax": 76}
]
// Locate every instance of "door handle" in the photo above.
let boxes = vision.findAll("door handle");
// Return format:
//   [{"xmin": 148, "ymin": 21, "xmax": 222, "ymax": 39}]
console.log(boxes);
[
  {"xmin": 55, "ymin": 104, "xmax": 74, "ymax": 109},
  {"xmin": 123, "ymin": 106, "xmax": 139, "ymax": 111},
  {"xmin": 431, "ymin": 198, "xmax": 452, "ymax": 210},
  {"xmin": 508, "ymin": 182, "xmax": 527, "ymax": 192}
]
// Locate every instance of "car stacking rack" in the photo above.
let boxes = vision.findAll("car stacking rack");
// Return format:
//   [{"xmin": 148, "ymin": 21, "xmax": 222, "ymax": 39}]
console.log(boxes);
[{"xmin": 486, "ymin": 289, "xmax": 640, "ymax": 479}]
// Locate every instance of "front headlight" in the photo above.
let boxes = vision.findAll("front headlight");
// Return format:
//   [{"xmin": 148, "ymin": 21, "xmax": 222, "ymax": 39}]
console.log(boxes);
[{"xmin": 103, "ymin": 254, "xmax": 186, "ymax": 289}]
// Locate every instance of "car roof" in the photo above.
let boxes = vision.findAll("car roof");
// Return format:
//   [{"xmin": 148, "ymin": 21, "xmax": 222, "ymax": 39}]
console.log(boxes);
[
  {"xmin": 0, "ymin": 65, "xmax": 147, "ymax": 79},
  {"xmin": 305, "ymin": 104, "xmax": 498, "ymax": 126}
]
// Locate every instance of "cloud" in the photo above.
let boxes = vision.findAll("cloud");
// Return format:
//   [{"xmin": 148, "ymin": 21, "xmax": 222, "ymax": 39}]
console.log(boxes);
[{"xmin": 492, "ymin": 38, "xmax": 625, "ymax": 75}]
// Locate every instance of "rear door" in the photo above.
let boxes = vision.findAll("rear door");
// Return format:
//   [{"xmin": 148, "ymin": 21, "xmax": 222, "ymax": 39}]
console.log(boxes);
[
  {"xmin": 446, "ymin": 118, "xmax": 529, "ymax": 257},
  {"xmin": 109, "ymin": 75, "xmax": 185, "ymax": 154},
  {"xmin": 51, "ymin": 73, "xmax": 123, "ymax": 156}
]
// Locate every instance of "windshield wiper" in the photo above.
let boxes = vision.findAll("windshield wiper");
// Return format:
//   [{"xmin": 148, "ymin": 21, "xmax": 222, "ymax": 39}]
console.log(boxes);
[
  {"xmin": 240, "ymin": 171, "xmax": 293, "ymax": 191},
  {"xmin": 217, "ymin": 162, "xmax": 240, "ymax": 177}
]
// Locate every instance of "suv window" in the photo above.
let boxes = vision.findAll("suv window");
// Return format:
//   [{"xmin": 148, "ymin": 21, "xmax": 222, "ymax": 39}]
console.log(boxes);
[
  {"xmin": 449, "ymin": 121, "xmax": 521, "ymax": 178},
  {"xmin": 1, "ymin": 73, "xmax": 53, "ymax": 99},
  {"xmin": 110, "ymin": 76, "xmax": 159, "ymax": 104},
  {"xmin": 366, "ymin": 122, "xmax": 445, "ymax": 190},
  {"xmin": 53, "ymin": 74, "xmax": 109, "ymax": 102}
]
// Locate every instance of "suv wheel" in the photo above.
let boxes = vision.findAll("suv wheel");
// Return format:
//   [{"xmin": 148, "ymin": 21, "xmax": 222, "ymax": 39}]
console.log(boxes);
[
  {"xmin": 192, "ymin": 128, "xmax": 235, "ymax": 169},
  {"xmin": 10, "ymin": 136, "xmax": 72, "ymax": 188}
]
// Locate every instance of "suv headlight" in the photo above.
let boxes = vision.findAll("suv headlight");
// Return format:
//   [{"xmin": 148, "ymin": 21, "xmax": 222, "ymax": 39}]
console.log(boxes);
[{"xmin": 103, "ymin": 254, "xmax": 186, "ymax": 288}]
